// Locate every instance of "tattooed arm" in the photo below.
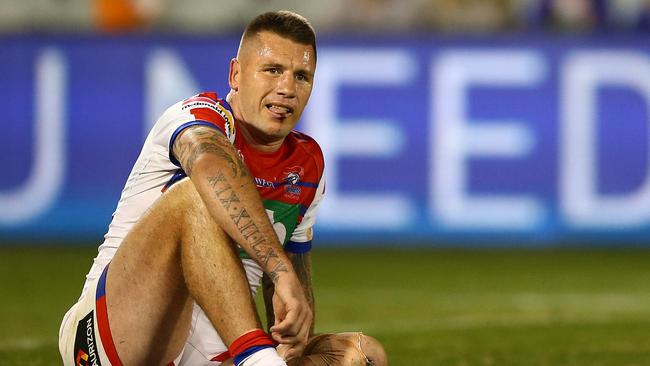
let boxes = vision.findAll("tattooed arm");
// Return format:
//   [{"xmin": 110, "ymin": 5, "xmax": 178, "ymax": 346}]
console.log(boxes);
[
  {"xmin": 173, "ymin": 124, "xmax": 290, "ymax": 280},
  {"xmin": 173, "ymin": 125, "xmax": 312, "ymax": 349},
  {"xmin": 263, "ymin": 251, "xmax": 315, "ymax": 336}
]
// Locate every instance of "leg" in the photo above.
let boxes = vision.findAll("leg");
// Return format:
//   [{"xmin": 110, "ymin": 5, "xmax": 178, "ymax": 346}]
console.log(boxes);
[
  {"xmin": 286, "ymin": 333, "xmax": 387, "ymax": 366},
  {"xmin": 106, "ymin": 179, "xmax": 262, "ymax": 365}
]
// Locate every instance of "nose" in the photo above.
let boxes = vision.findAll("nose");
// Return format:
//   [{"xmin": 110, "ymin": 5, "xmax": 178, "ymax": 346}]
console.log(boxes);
[{"xmin": 276, "ymin": 72, "xmax": 296, "ymax": 98}]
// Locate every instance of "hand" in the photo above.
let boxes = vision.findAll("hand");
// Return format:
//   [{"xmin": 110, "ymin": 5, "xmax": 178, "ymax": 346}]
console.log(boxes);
[{"xmin": 269, "ymin": 274, "xmax": 312, "ymax": 360}]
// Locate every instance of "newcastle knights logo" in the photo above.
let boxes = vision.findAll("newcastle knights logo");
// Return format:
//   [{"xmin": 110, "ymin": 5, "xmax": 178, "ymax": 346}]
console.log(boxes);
[{"xmin": 283, "ymin": 166, "xmax": 304, "ymax": 198}]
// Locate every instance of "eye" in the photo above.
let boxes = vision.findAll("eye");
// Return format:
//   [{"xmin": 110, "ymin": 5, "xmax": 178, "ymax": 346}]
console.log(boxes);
[
  {"xmin": 296, "ymin": 73, "xmax": 309, "ymax": 82},
  {"xmin": 266, "ymin": 67, "xmax": 281, "ymax": 74}
]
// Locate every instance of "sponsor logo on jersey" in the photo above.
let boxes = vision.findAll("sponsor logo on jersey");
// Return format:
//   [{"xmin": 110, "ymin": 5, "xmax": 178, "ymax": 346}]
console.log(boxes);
[
  {"xmin": 182, "ymin": 96, "xmax": 236, "ymax": 144},
  {"xmin": 73, "ymin": 311, "xmax": 102, "ymax": 366},
  {"xmin": 254, "ymin": 177, "xmax": 275, "ymax": 188},
  {"xmin": 216, "ymin": 103, "xmax": 236, "ymax": 144}
]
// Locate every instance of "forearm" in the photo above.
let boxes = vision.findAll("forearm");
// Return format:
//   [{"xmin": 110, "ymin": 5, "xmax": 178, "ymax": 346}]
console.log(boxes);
[
  {"xmin": 264, "ymin": 253, "xmax": 316, "ymax": 334},
  {"xmin": 174, "ymin": 126, "xmax": 293, "ymax": 281},
  {"xmin": 193, "ymin": 156, "xmax": 292, "ymax": 280}
]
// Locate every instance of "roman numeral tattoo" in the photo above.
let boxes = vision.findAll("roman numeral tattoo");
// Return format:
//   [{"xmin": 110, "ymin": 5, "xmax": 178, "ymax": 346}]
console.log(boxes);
[
  {"xmin": 208, "ymin": 172, "xmax": 289, "ymax": 280},
  {"xmin": 173, "ymin": 125, "xmax": 289, "ymax": 281}
]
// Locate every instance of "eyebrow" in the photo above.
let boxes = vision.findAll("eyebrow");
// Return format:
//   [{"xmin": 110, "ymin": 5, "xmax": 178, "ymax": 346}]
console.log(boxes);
[
  {"xmin": 260, "ymin": 62, "xmax": 283, "ymax": 69},
  {"xmin": 260, "ymin": 63, "xmax": 314, "ymax": 78}
]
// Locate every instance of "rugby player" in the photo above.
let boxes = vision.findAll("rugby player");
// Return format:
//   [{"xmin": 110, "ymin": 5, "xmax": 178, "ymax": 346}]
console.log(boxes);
[{"xmin": 59, "ymin": 10, "xmax": 386, "ymax": 366}]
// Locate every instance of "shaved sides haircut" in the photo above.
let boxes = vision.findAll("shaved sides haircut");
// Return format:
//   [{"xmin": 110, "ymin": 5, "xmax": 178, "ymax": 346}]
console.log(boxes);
[{"xmin": 240, "ymin": 10, "xmax": 317, "ymax": 61}]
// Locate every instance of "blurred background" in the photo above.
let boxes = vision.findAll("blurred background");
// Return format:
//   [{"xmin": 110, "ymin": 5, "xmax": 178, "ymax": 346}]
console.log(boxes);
[{"xmin": 2, "ymin": 0, "xmax": 650, "ymax": 365}]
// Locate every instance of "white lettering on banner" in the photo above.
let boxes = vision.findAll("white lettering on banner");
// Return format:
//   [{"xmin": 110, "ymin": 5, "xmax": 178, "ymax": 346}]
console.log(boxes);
[
  {"xmin": 430, "ymin": 51, "xmax": 546, "ymax": 229},
  {"xmin": 304, "ymin": 49, "xmax": 416, "ymax": 228},
  {"xmin": 561, "ymin": 52, "xmax": 650, "ymax": 227},
  {"xmin": 145, "ymin": 48, "xmax": 200, "ymax": 137},
  {"xmin": 0, "ymin": 49, "xmax": 66, "ymax": 225}
]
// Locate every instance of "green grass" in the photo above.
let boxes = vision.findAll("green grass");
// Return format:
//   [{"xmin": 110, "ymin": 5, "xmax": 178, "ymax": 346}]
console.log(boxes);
[{"xmin": 1, "ymin": 246, "xmax": 650, "ymax": 365}]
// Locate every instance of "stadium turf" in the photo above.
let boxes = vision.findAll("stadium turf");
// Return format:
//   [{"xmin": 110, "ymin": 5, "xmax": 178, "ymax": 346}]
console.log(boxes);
[{"xmin": 1, "ymin": 245, "xmax": 650, "ymax": 365}]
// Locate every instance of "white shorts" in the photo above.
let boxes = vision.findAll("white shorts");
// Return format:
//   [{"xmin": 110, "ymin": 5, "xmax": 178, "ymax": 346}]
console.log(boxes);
[
  {"xmin": 60, "ymin": 259, "xmax": 263, "ymax": 366},
  {"xmin": 58, "ymin": 264, "xmax": 124, "ymax": 366}
]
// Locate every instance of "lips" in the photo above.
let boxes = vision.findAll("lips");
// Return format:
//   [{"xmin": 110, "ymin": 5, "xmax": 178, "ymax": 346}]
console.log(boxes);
[{"xmin": 266, "ymin": 103, "xmax": 294, "ymax": 118}]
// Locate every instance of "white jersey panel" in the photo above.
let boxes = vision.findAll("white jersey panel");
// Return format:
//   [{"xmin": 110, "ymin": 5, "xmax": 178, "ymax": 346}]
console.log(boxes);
[{"xmin": 81, "ymin": 100, "xmax": 200, "ymax": 297}]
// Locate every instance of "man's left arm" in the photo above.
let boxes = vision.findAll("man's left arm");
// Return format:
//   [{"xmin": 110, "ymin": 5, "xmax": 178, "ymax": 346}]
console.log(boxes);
[{"xmin": 263, "ymin": 251, "xmax": 315, "ymax": 336}]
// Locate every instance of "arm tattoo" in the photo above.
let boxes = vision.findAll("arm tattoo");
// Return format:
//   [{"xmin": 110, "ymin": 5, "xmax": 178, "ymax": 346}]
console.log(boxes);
[
  {"xmin": 172, "ymin": 125, "xmax": 289, "ymax": 280},
  {"xmin": 173, "ymin": 126, "xmax": 248, "ymax": 179},
  {"xmin": 206, "ymin": 172, "xmax": 289, "ymax": 281}
]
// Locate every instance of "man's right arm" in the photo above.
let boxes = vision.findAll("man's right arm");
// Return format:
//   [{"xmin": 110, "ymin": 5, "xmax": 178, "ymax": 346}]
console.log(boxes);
[{"xmin": 172, "ymin": 124, "xmax": 312, "ymax": 344}]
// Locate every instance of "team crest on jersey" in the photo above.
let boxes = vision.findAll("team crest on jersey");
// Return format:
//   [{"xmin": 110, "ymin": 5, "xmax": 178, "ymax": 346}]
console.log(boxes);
[
  {"xmin": 283, "ymin": 166, "xmax": 304, "ymax": 198},
  {"xmin": 73, "ymin": 311, "xmax": 102, "ymax": 366}
]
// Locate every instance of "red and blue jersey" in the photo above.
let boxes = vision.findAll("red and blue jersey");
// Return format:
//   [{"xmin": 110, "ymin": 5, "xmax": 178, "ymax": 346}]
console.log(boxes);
[
  {"xmin": 167, "ymin": 92, "xmax": 325, "ymax": 255},
  {"xmin": 81, "ymin": 91, "xmax": 325, "ymax": 298}
]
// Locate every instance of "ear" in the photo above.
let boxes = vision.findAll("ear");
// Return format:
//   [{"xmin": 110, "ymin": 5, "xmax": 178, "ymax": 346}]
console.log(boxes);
[{"xmin": 228, "ymin": 58, "xmax": 240, "ymax": 91}]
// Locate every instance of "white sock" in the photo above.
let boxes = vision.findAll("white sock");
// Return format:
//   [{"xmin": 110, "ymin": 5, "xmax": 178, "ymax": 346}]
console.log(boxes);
[{"xmin": 239, "ymin": 347, "xmax": 287, "ymax": 366}]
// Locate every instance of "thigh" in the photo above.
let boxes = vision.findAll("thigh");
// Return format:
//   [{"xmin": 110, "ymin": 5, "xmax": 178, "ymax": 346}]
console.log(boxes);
[{"xmin": 105, "ymin": 180, "xmax": 208, "ymax": 365}]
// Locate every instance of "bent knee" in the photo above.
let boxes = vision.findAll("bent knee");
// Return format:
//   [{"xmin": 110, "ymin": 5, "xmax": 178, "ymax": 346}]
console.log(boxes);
[
  {"xmin": 164, "ymin": 178, "xmax": 210, "ymax": 219},
  {"xmin": 165, "ymin": 178, "xmax": 201, "ymax": 205},
  {"xmin": 304, "ymin": 332, "xmax": 387, "ymax": 366},
  {"xmin": 165, "ymin": 177, "xmax": 230, "ymax": 242},
  {"xmin": 358, "ymin": 333, "xmax": 387, "ymax": 366}
]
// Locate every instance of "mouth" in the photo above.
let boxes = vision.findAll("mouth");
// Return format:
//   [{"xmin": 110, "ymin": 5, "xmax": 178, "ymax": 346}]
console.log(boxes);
[{"xmin": 265, "ymin": 103, "xmax": 294, "ymax": 119}]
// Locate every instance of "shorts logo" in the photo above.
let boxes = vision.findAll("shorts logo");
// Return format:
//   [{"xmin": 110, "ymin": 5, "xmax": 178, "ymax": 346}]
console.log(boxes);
[{"xmin": 73, "ymin": 311, "xmax": 102, "ymax": 366}]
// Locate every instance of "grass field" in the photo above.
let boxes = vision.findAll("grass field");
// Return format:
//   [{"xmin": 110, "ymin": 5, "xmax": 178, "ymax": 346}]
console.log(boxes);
[{"xmin": 1, "ymin": 245, "xmax": 650, "ymax": 365}]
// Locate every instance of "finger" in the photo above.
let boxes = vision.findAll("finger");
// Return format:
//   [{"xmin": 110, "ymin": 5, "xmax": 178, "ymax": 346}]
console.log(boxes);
[
  {"xmin": 284, "ymin": 349, "xmax": 298, "ymax": 362},
  {"xmin": 270, "ymin": 307, "xmax": 302, "ymax": 335},
  {"xmin": 272, "ymin": 332, "xmax": 300, "ymax": 345},
  {"xmin": 271, "ymin": 331, "xmax": 286, "ymax": 343},
  {"xmin": 283, "ymin": 343, "xmax": 306, "ymax": 362},
  {"xmin": 272, "ymin": 325, "xmax": 309, "ymax": 349}
]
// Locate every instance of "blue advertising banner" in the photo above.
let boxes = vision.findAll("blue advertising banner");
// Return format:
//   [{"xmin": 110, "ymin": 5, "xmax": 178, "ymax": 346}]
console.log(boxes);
[{"xmin": 1, "ymin": 35, "xmax": 650, "ymax": 244}]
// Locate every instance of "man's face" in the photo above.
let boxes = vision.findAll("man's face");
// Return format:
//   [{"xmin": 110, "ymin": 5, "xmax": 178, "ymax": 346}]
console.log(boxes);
[{"xmin": 229, "ymin": 31, "xmax": 316, "ymax": 144}]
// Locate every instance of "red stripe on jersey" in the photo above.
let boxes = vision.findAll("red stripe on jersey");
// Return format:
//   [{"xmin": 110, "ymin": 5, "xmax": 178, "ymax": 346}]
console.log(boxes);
[
  {"xmin": 198, "ymin": 91, "xmax": 219, "ymax": 100},
  {"xmin": 182, "ymin": 96, "xmax": 218, "ymax": 106},
  {"xmin": 190, "ymin": 108, "xmax": 226, "ymax": 127}
]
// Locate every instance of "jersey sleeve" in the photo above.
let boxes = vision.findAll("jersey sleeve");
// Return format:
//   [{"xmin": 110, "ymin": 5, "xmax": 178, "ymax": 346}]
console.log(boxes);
[
  {"xmin": 151, "ymin": 92, "xmax": 236, "ymax": 167},
  {"xmin": 285, "ymin": 171, "xmax": 325, "ymax": 254}
]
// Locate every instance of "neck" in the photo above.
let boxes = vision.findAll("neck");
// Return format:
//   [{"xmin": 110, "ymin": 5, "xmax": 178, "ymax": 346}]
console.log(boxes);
[
  {"xmin": 227, "ymin": 91, "xmax": 284, "ymax": 153},
  {"xmin": 237, "ymin": 121, "xmax": 284, "ymax": 153}
]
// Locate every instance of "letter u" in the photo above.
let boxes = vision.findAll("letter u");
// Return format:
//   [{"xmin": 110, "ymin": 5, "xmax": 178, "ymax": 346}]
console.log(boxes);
[{"xmin": 0, "ymin": 48, "xmax": 66, "ymax": 225}]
